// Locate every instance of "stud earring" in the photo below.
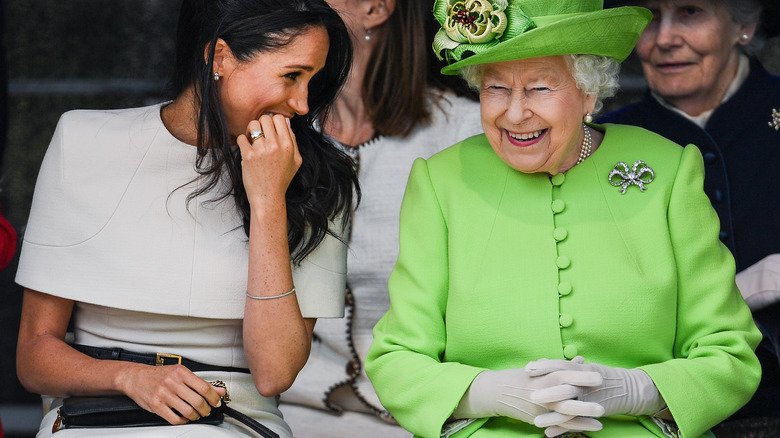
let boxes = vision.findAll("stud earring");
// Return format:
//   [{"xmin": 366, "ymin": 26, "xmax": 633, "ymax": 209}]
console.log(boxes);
[
  {"xmin": 741, "ymin": 34, "xmax": 750, "ymax": 41},
  {"xmin": 584, "ymin": 112, "xmax": 593, "ymax": 124},
  {"xmin": 364, "ymin": 28, "xmax": 372, "ymax": 41},
  {"xmin": 214, "ymin": 72, "xmax": 220, "ymax": 81}
]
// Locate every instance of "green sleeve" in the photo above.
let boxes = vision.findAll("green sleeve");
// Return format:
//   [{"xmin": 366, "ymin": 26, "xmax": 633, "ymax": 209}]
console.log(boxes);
[
  {"xmin": 640, "ymin": 145, "xmax": 762, "ymax": 437},
  {"xmin": 366, "ymin": 158, "xmax": 487, "ymax": 438}
]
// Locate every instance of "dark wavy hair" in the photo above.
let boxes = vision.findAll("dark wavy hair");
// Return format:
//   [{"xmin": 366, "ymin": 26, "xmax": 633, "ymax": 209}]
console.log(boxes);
[{"xmin": 168, "ymin": 0, "xmax": 357, "ymax": 264}]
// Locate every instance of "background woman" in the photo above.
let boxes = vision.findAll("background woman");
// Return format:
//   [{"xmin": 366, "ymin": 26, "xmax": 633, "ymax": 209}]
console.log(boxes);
[
  {"xmin": 15, "ymin": 0, "xmax": 356, "ymax": 436},
  {"xmin": 599, "ymin": 0, "xmax": 780, "ymax": 422},
  {"xmin": 366, "ymin": 1, "xmax": 761, "ymax": 437},
  {"xmin": 278, "ymin": 0, "xmax": 482, "ymax": 436}
]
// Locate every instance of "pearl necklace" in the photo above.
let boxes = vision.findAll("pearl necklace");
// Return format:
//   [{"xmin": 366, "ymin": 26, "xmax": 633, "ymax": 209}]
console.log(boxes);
[{"xmin": 576, "ymin": 123, "xmax": 592, "ymax": 165}]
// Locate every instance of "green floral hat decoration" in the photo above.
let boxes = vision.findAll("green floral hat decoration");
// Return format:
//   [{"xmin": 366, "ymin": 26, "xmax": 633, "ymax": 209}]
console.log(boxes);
[{"xmin": 433, "ymin": 0, "xmax": 651, "ymax": 75}]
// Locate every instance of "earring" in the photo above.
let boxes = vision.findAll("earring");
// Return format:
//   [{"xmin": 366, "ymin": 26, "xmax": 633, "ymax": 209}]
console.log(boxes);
[
  {"xmin": 584, "ymin": 112, "xmax": 593, "ymax": 124},
  {"xmin": 741, "ymin": 34, "xmax": 750, "ymax": 41},
  {"xmin": 214, "ymin": 72, "xmax": 220, "ymax": 81},
  {"xmin": 364, "ymin": 28, "xmax": 372, "ymax": 41}
]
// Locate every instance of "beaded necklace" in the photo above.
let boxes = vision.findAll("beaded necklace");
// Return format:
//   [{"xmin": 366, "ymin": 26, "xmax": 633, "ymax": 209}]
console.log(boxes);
[{"xmin": 576, "ymin": 124, "xmax": 592, "ymax": 165}]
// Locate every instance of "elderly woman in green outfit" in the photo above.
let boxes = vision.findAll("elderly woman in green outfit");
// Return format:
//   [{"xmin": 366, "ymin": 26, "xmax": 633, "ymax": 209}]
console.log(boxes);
[{"xmin": 365, "ymin": 1, "xmax": 761, "ymax": 437}]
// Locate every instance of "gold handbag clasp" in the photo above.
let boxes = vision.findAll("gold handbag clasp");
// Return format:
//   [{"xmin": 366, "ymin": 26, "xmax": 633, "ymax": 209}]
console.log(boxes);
[
  {"xmin": 210, "ymin": 380, "xmax": 231, "ymax": 404},
  {"xmin": 52, "ymin": 408, "xmax": 63, "ymax": 433}
]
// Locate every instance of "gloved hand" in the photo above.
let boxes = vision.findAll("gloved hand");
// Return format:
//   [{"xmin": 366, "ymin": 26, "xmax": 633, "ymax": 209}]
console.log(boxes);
[
  {"xmin": 527, "ymin": 357, "xmax": 666, "ymax": 419},
  {"xmin": 453, "ymin": 363, "xmax": 605, "ymax": 434}
]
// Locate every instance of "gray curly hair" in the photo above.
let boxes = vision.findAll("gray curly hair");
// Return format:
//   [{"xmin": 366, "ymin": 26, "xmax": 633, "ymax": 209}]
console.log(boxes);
[
  {"xmin": 459, "ymin": 54, "xmax": 621, "ymax": 115},
  {"xmin": 722, "ymin": 0, "xmax": 765, "ymax": 55}
]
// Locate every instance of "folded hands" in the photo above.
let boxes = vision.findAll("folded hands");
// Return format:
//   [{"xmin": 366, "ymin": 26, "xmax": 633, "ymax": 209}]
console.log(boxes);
[{"xmin": 454, "ymin": 356, "xmax": 665, "ymax": 437}]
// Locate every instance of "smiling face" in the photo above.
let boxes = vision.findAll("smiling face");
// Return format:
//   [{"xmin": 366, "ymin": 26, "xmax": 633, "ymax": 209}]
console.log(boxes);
[
  {"xmin": 479, "ymin": 56, "xmax": 595, "ymax": 175},
  {"xmin": 214, "ymin": 26, "xmax": 330, "ymax": 141},
  {"xmin": 635, "ymin": 0, "xmax": 746, "ymax": 116}
]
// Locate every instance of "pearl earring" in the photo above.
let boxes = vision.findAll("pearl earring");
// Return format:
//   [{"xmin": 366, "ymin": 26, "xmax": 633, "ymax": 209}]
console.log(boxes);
[
  {"xmin": 365, "ymin": 28, "xmax": 372, "ymax": 41},
  {"xmin": 214, "ymin": 72, "xmax": 220, "ymax": 81},
  {"xmin": 584, "ymin": 112, "xmax": 593, "ymax": 124},
  {"xmin": 741, "ymin": 34, "xmax": 750, "ymax": 41}
]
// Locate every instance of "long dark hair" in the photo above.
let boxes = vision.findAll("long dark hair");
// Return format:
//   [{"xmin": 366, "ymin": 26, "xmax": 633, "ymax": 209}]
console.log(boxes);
[
  {"xmin": 363, "ymin": 0, "xmax": 476, "ymax": 138},
  {"xmin": 168, "ymin": 0, "xmax": 357, "ymax": 264}
]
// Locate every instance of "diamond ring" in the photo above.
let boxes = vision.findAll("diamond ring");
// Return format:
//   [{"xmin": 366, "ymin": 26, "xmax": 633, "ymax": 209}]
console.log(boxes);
[{"xmin": 249, "ymin": 129, "xmax": 264, "ymax": 142}]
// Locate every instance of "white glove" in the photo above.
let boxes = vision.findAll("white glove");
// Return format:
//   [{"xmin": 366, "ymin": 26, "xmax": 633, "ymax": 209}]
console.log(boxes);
[
  {"xmin": 735, "ymin": 253, "xmax": 780, "ymax": 310},
  {"xmin": 527, "ymin": 357, "xmax": 666, "ymax": 418},
  {"xmin": 453, "ymin": 364, "xmax": 605, "ymax": 434}
]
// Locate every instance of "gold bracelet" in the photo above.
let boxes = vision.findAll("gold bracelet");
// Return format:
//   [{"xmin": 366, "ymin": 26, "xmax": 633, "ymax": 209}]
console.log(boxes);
[{"xmin": 245, "ymin": 287, "xmax": 296, "ymax": 300}]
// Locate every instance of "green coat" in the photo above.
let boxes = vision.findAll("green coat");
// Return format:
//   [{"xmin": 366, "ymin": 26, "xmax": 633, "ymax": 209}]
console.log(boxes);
[{"xmin": 365, "ymin": 124, "xmax": 761, "ymax": 438}]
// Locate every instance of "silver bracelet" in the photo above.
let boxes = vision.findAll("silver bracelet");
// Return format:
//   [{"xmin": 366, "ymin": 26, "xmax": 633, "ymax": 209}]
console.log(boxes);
[{"xmin": 245, "ymin": 287, "xmax": 296, "ymax": 300}]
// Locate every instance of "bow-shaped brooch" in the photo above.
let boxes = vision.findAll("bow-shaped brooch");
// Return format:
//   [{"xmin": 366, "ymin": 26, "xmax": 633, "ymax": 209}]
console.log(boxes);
[{"xmin": 608, "ymin": 161, "xmax": 655, "ymax": 194}]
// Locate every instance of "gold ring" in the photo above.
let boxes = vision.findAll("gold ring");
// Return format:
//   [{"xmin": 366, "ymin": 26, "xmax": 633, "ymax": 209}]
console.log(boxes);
[{"xmin": 249, "ymin": 130, "xmax": 264, "ymax": 142}]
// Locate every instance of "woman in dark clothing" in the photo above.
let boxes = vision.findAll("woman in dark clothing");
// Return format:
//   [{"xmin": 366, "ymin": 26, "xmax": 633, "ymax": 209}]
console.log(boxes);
[{"xmin": 600, "ymin": 0, "xmax": 780, "ymax": 421}]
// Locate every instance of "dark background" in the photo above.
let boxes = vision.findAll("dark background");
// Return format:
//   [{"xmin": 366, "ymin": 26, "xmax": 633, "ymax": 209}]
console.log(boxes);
[{"xmin": 0, "ymin": 1, "xmax": 778, "ymax": 436}]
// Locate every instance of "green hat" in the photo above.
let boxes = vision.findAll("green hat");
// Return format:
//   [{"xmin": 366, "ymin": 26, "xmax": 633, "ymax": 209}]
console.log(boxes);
[{"xmin": 433, "ymin": 0, "xmax": 652, "ymax": 75}]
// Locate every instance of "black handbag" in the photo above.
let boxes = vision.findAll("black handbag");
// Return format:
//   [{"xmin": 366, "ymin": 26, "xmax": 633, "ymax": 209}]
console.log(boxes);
[{"xmin": 53, "ymin": 382, "xmax": 279, "ymax": 438}]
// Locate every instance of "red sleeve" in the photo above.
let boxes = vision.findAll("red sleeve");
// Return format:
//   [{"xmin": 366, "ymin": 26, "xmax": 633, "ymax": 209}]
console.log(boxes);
[{"xmin": 0, "ymin": 202, "xmax": 17, "ymax": 272}]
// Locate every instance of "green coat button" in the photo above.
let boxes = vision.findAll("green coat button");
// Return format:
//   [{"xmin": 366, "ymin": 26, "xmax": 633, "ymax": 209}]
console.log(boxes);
[{"xmin": 553, "ymin": 228, "xmax": 568, "ymax": 241}]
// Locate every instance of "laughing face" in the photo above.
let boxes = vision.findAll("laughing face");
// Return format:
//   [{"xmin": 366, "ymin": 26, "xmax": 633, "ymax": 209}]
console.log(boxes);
[
  {"xmin": 478, "ymin": 56, "xmax": 595, "ymax": 175},
  {"xmin": 634, "ymin": 0, "xmax": 749, "ymax": 116},
  {"xmin": 214, "ymin": 25, "xmax": 330, "ymax": 142}
]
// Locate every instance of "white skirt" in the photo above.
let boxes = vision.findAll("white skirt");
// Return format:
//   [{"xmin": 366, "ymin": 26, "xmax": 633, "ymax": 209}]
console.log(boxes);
[{"xmin": 34, "ymin": 304, "xmax": 292, "ymax": 437}]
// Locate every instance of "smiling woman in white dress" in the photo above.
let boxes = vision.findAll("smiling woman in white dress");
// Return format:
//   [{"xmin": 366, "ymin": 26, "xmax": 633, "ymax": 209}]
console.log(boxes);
[
  {"xmin": 14, "ymin": 1, "xmax": 357, "ymax": 436},
  {"xmin": 277, "ymin": 1, "xmax": 483, "ymax": 437}
]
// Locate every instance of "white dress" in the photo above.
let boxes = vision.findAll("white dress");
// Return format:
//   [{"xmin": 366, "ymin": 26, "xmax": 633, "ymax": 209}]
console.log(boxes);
[
  {"xmin": 278, "ymin": 91, "xmax": 483, "ymax": 437},
  {"xmin": 16, "ymin": 104, "xmax": 348, "ymax": 438}
]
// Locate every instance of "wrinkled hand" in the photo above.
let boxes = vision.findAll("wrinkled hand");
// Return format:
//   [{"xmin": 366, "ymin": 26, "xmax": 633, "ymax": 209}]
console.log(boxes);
[
  {"xmin": 120, "ymin": 364, "xmax": 227, "ymax": 425},
  {"xmin": 453, "ymin": 364, "xmax": 604, "ymax": 434},
  {"xmin": 527, "ymin": 356, "xmax": 665, "ymax": 430},
  {"xmin": 237, "ymin": 114, "xmax": 302, "ymax": 207}
]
